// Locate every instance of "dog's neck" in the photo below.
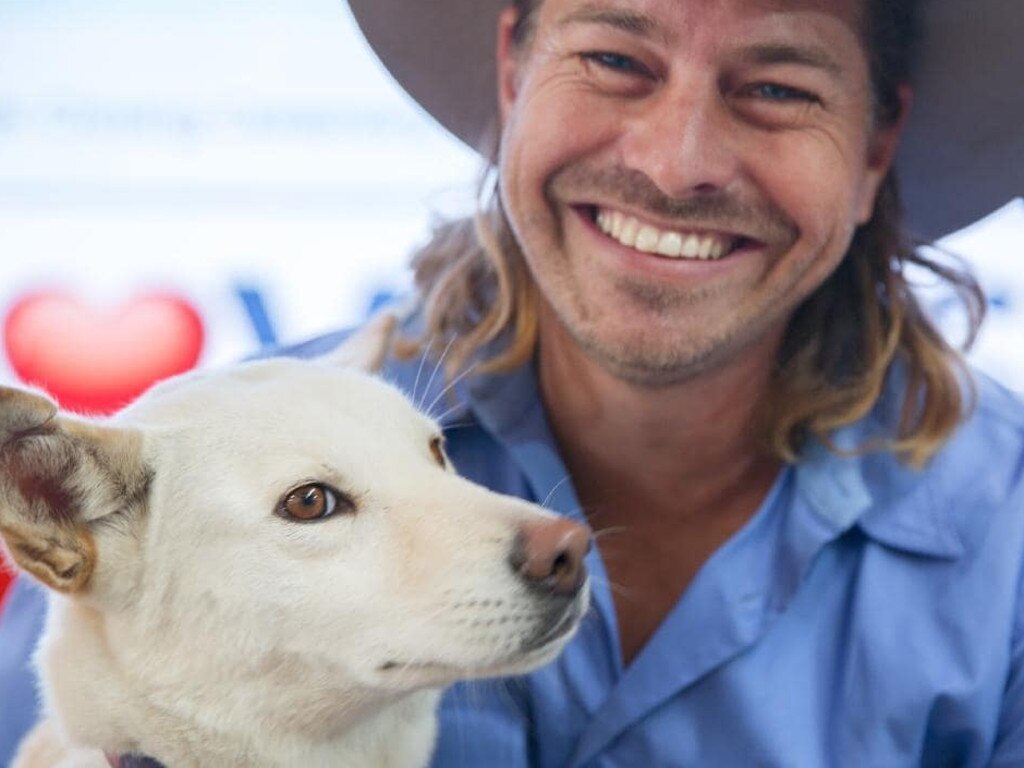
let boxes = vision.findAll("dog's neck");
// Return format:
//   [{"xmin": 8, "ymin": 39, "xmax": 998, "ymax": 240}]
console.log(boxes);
[{"xmin": 39, "ymin": 600, "xmax": 442, "ymax": 767}]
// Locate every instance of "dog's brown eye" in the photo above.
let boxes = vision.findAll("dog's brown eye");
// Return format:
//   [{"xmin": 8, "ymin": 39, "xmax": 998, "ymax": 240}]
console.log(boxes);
[
  {"xmin": 280, "ymin": 483, "xmax": 349, "ymax": 522},
  {"xmin": 430, "ymin": 436, "xmax": 448, "ymax": 468}
]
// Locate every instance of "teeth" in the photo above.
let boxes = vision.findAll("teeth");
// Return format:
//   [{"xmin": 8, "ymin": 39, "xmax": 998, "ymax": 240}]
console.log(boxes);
[
  {"xmin": 594, "ymin": 208, "xmax": 732, "ymax": 260},
  {"xmin": 656, "ymin": 231, "xmax": 682, "ymax": 257},
  {"xmin": 635, "ymin": 226, "xmax": 660, "ymax": 253},
  {"xmin": 619, "ymin": 217, "xmax": 638, "ymax": 247},
  {"xmin": 682, "ymin": 235, "xmax": 700, "ymax": 258},
  {"xmin": 698, "ymin": 236, "xmax": 713, "ymax": 259}
]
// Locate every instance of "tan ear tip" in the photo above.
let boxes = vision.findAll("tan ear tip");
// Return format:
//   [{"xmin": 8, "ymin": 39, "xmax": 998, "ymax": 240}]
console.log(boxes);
[
  {"xmin": 1, "ymin": 523, "xmax": 97, "ymax": 595},
  {"xmin": 0, "ymin": 387, "xmax": 58, "ymax": 429},
  {"xmin": 370, "ymin": 309, "xmax": 400, "ymax": 359},
  {"xmin": 368, "ymin": 309, "xmax": 399, "ymax": 337},
  {"xmin": 0, "ymin": 386, "xmax": 59, "ymax": 437}
]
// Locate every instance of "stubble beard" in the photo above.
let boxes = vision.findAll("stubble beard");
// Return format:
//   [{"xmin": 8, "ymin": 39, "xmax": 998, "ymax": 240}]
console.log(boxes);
[{"xmin": 537, "ymin": 265, "xmax": 747, "ymax": 388}]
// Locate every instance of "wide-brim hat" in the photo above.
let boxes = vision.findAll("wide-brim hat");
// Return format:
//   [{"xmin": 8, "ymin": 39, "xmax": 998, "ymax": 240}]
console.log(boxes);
[{"xmin": 348, "ymin": 0, "xmax": 1023, "ymax": 239}]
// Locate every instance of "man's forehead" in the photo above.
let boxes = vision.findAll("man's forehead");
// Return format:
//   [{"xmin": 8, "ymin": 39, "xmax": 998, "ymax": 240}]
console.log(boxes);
[
  {"xmin": 541, "ymin": 0, "xmax": 866, "ymax": 50},
  {"xmin": 536, "ymin": 0, "xmax": 869, "ymax": 85}
]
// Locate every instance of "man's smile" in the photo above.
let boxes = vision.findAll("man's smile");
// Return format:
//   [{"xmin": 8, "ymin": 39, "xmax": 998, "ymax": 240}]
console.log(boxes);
[{"xmin": 591, "ymin": 205, "xmax": 744, "ymax": 260}]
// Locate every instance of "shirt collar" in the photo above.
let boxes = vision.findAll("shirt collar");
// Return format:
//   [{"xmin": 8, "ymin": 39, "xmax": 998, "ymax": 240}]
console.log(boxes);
[{"xmin": 796, "ymin": 403, "xmax": 964, "ymax": 561}]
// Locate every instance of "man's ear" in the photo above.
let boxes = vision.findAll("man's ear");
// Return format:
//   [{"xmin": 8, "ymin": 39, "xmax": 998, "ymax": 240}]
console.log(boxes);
[
  {"xmin": 857, "ymin": 85, "xmax": 913, "ymax": 224},
  {"xmin": 322, "ymin": 311, "xmax": 398, "ymax": 372},
  {"xmin": 497, "ymin": 6, "xmax": 526, "ymax": 127},
  {"xmin": 0, "ymin": 387, "xmax": 149, "ymax": 594}
]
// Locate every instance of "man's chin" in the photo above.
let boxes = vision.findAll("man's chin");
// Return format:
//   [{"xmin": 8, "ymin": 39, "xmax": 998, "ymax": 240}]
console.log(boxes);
[
  {"xmin": 536, "ymin": 290, "xmax": 739, "ymax": 386},
  {"xmin": 569, "ymin": 324, "xmax": 724, "ymax": 388}
]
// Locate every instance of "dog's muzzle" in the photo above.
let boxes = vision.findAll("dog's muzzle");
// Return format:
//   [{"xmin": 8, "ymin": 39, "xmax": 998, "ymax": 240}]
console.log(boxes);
[{"xmin": 508, "ymin": 515, "xmax": 591, "ymax": 653}]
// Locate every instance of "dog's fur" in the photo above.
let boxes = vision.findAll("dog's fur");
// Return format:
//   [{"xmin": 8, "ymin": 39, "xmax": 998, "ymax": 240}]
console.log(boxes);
[{"xmin": 0, "ymin": 317, "xmax": 589, "ymax": 767}]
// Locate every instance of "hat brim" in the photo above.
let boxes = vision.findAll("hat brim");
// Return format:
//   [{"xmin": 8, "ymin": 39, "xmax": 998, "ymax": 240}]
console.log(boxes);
[{"xmin": 348, "ymin": 0, "xmax": 1023, "ymax": 239}]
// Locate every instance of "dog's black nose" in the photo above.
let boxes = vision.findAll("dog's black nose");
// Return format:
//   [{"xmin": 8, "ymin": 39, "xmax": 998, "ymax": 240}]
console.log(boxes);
[{"xmin": 509, "ymin": 517, "xmax": 590, "ymax": 597}]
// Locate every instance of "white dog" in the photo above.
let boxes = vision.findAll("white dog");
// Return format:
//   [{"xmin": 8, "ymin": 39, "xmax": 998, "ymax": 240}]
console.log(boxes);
[{"xmin": 0, "ymin": 317, "xmax": 590, "ymax": 767}]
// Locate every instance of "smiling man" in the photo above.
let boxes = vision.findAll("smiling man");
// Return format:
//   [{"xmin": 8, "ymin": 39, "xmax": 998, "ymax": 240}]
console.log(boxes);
[
  {"xmin": 348, "ymin": 0, "xmax": 1023, "ymax": 765},
  {"xmin": 493, "ymin": 0, "xmax": 905, "ymax": 667},
  {"xmin": 0, "ymin": 0, "xmax": 1022, "ymax": 766}
]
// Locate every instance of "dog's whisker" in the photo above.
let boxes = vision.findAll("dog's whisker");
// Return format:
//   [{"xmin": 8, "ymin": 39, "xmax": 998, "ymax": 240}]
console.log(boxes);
[
  {"xmin": 410, "ymin": 345, "xmax": 433, "ymax": 409},
  {"xmin": 554, "ymin": 504, "xmax": 614, "ymax": 531},
  {"xmin": 586, "ymin": 572, "xmax": 631, "ymax": 599},
  {"xmin": 425, "ymin": 360, "xmax": 480, "ymax": 418},
  {"xmin": 440, "ymin": 421, "xmax": 478, "ymax": 432},
  {"xmin": 432, "ymin": 400, "xmax": 468, "ymax": 426},
  {"xmin": 427, "ymin": 359, "xmax": 480, "ymax": 417},
  {"xmin": 539, "ymin": 475, "xmax": 572, "ymax": 509},
  {"xmin": 592, "ymin": 525, "xmax": 630, "ymax": 542},
  {"xmin": 571, "ymin": 503, "xmax": 627, "ymax": 530},
  {"xmin": 420, "ymin": 336, "xmax": 458, "ymax": 411}
]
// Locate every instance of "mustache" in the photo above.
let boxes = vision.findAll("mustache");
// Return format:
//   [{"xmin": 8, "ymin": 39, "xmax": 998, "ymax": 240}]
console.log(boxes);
[{"xmin": 550, "ymin": 164, "xmax": 797, "ymax": 241}]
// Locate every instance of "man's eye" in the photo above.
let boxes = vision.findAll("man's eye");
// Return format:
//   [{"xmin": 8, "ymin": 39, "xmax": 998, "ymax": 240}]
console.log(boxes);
[
  {"xmin": 748, "ymin": 82, "xmax": 820, "ymax": 104},
  {"xmin": 580, "ymin": 51, "xmax": 648, "ymax": 76}
]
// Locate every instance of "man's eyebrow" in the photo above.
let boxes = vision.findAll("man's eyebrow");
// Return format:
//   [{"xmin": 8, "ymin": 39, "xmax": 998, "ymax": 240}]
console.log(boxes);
[
  {"xmin": 739, "ymin": 43, "xmax": 846, "ymax": 79},
  {"xmin": 556, "ymin": 3, "xmax": 664, "ymax": 41}
]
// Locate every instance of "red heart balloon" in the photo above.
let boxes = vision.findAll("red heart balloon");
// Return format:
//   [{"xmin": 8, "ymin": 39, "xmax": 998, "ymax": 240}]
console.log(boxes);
[
  {"xmin": 0, "ymin": 567, "xmax": 11, "ymax": 608},
  {"xmin": 4, "ymin": 292, "xmax": 204, "ymax": 415}
]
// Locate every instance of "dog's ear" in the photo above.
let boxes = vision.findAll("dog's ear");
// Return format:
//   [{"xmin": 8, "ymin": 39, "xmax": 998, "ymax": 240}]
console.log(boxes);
[
  {"xmin": 0, "ymin": 387, "xmax": 148, "ymax": 594},
  {"xmin": 323, "ymin": 311, "xmax": 398, "ymax": 372}
]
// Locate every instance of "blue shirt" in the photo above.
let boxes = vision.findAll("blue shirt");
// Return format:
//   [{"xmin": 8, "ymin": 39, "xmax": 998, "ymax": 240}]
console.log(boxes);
[{"xmin": 2, "ymin": 330, "xmax": 1023, "ymax": 767}]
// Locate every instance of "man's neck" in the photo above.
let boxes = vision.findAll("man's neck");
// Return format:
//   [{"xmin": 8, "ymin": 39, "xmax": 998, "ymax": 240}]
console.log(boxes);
[
  {"xmin": 536, "ymin": 312, "xmax": 787, "ymax": 664},
  {"xmin": 536, "ymin": 313, "xmax": 784, "ymax": 522}
]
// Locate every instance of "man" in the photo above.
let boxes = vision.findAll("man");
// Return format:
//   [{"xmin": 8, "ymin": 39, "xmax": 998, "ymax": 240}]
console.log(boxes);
[{"xmin": 1, "ymin": 0, "xmax": 1022, "ymax": 765}]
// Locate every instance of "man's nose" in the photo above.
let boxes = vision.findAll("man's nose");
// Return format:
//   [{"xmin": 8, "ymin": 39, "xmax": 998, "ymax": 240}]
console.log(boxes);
[{"xmin": 618, "ymin": 77, "xmax": 742, "ymax": 200}]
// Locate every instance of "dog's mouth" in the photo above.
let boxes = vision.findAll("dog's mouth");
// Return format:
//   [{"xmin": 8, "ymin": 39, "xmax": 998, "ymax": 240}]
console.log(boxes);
[
  {"xmin": 377, "ymin": 592, "xmax": 588, "ymax": 679},
  {"xmin": 374, "ymin": 644, "xmax": 561, "ymax": 681},
  {"xmin": 377, "ymin": 659, "xmax": 455, "ymax": 675},
  {"xmin": 519, "ymin": 594, "xmax": 586, "ymax": 653}
]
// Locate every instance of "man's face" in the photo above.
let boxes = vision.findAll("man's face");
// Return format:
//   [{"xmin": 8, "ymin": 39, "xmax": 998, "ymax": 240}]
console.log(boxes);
[{"xmin": 496, "ymin": 0, "xmax": 904, "ymax": 385}]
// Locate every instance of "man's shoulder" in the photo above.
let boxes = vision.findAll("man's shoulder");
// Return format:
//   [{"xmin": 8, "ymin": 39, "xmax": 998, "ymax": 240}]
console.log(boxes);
[
  {"xmin": 890, "ymin": 371, "xmax": 1024, "ymax": 555},
  {"xmin": 262, "ymin": 329, "xmax": 356, "ymax": 361},
  {"xmin": 971, "ymin": 369, "xmax": 1024, "ymax": 432},
  {"xmin": 937, "ymin": 371, "xmax": 1024, "ymax": 484},
  {"xmin": 815, "ymin": 369, "xmax": 1024, "ymax": 564},
  {"xmin": 875, "ymin": 368, "xmax": 1024, "ymax": 486}
]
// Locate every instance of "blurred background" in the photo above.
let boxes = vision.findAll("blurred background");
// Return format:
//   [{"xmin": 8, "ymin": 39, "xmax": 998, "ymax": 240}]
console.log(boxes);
[
  {"xmin": 0, "ymin": 0, "xmax": 1021, "ymax": 595},
  {"xmin": 0, "ymin": 0, "xmax": 479, "ymax": 391}
]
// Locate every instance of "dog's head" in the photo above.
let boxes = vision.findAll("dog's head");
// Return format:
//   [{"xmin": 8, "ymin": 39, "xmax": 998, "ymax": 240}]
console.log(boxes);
[{"xmin": 0, "ymin": 317, "xmax": 590, "ymax": 721}]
